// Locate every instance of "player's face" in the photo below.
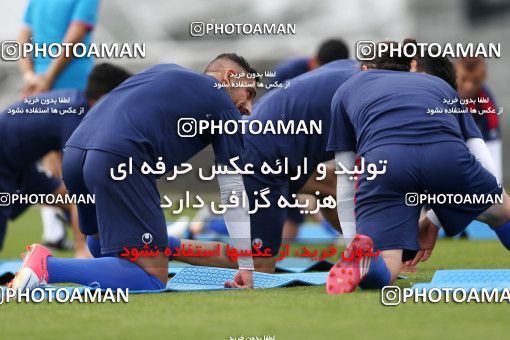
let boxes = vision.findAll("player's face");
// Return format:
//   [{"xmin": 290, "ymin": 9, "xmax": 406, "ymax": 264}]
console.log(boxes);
[
  {"xmin": 456, "ymin": 64, "xmax": 486, "ymax": 99},
  {"xmin": 227, "ymin": 76, "xmax": 256, "ymax": 116}
]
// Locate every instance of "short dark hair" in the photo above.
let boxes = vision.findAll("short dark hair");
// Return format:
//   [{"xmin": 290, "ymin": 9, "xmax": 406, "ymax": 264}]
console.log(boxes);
[
  {"xmin": 85, "ymin": 63, "xmax": 132, "ymax": 101},
  {"xmin": 416, "ymin": 52, "xmax": 457, "ymax": 90},
  {"xmin": 360, "ymin": 40, "xmax": 413, "ymax": 71},
  {"xmin": 406, "ymin": 39, "xmax": 457, "ymax": 89},
  {"xmin": 317, "ymin": 39, "xmax": 349, "ymax": 65},
  {"xmin": 206, "ymin": 53, "xmax": 259, "ymax": 82}
]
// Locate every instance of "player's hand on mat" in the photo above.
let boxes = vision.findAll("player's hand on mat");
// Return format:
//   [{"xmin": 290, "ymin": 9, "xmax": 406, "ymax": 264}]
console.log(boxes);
[
  {"xmin": 400, "ymin": 262, "xmax": 417, "ymax": 273},
  {"xmin": 224, "ymin": 269, "xmax": 254, "ymax": 289},
  {"xmin": 410, "ymin": 216, "xmax": 439, "ymax": 266}
]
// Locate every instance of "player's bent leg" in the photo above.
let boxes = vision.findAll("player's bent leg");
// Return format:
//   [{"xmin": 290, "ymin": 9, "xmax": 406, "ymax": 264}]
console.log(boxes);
[
  {"xmin": 476, "ymin": 190, "xmax": 510, "ymax": 250},
  {"xmin": 476, "ymin": 190, "xmax": 510, "ymax": 227},
  {"xmin": 254, "ymin": 256, "xmax": 277, "ymax": 273},
  {"xmin": 133, "ymin": 252, "xmax": 168, "ymax": 286},
  {"xmin": 282, "ymin": 219, "xmax": 299, "ymax": 240},
  {"xmin": 9, "ymin": 244, "xmax": 166, "ymax": 291}
]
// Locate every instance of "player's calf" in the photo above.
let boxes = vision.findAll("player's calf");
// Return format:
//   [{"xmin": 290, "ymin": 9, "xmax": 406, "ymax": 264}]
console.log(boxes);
[{"xmin": 479, "ymin": 191, "xmax": 510, "ymax": 250}]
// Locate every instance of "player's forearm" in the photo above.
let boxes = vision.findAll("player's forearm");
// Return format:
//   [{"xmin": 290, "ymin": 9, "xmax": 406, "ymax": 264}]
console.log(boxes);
[
  {"xmin": 17, "ymin": 27, "xmax": 34, "ymax": 79},
  {"xmin": 466, "ymin": 138, "xmax": 500, "ymax": 183},
  {"xmin": 217, "ymin": 172, "xmax": 254, "ymax": 270},
  {"xmin": 335, "ymin": 151, "xmax": 356, "ymax": 245},
  {"xmin": 43, "ymin": 23, "xmax": 88, "ymax": 86}
]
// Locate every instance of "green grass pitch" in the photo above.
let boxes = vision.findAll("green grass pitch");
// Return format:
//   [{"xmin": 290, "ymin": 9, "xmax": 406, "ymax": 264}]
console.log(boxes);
[{"xmin": 1, "ymin": 207, "xmax": 509, "ymax": 340}]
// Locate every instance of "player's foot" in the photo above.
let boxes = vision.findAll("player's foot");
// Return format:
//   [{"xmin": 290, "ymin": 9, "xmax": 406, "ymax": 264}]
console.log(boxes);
[
  {"xmin": 7, "ymin": 244, "xmax": 52, "ymax": 290},
  {"xmin": 326, "ymin": 234, "xmax": 374, "ymax": 294}
]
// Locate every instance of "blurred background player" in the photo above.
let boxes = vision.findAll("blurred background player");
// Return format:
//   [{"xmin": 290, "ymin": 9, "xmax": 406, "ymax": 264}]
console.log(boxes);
[
  {"xmin": 455, "ymin": 57, "xmax": 502, "ymax": 182},
  {"xmin": 18, "ymin": 0, "xmax": 100, "ymax": 95},
  {"xmin": 16, "ymin": 0, "xmax": 101, "ymax": 252},
  {"xmin": 272, "ymin": 38, "xmax": 349, "ymax": 84},
  {"xmin": 0, "ymin": 63, "xmax": 131, "ymax": 258}
]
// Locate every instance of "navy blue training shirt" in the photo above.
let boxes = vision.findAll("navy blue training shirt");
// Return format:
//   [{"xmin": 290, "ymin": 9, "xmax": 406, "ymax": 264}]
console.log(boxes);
[
  {"xmin": 0, "ymin": 89, "xmax": 88, "ymax": 172},
  {"xmin": 245, "ymin": 59, "xmax": 360, "ymax": 187},
  {"xmin": 273, "ymin": 57, "xmax": 312, "ymax": 84},
  {"xmin": 66, "ymin": 64, "xmax": 244, "ymax": 171},
  {"xmin": 327, "ymin": 70, "xmax": 483, "ymax": 155}
]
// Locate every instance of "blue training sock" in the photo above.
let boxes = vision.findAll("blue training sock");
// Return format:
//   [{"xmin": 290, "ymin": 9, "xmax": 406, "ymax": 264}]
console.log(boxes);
[
  {"xmin": 86, "ymin": 236, "xmax": 115, "ymax": 258},
  {"xmin": 358, "ymin": 255, "xmax": 391, "ymax": 290},
  {"xmin": 47, "ymin": 257, "xmax": 165, "ymax": 290},
  {"xmin": 491, "ymin": 220, "xmax": 510, "ymax": 250}
]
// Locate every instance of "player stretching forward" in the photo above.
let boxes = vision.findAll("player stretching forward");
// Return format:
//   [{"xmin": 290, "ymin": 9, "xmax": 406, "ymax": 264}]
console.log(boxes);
[
  {"xmin": 0, "ymin": 63, "xmax": 131, "ymax": 258},
  {"xmin": 326, "ymin": 42, "xmax": 510, "ymax": 294},
  {"xmin": 9, "ymin": 54, "xmax": 258, "ymax": 291},
  {"xmin": 165, "ymin": 60, "xmax": 359, "ymax": 273}
]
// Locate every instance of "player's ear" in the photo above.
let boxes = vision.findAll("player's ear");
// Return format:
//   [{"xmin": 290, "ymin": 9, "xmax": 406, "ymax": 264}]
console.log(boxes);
[
  {"xmin": 223, "ymin": 68, "xmax": 236, "ymax": 84},
  {"xmin": 361, "ymin": 65, "xmax": 369, "ymax": 71}
]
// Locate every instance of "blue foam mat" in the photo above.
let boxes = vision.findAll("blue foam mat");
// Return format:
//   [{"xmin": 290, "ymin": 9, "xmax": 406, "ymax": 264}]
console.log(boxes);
[
  {"xmin": 1, "ymin": 266, "xmax": 328, "ymax": 298},
  {"xmin": 411, "ymin": 269, "xmax": 510, "ymax": 291},
  {"xmin": 0, "ymin": 260, "xmax": 22, "ymax": 274},
  {"xmin": 166, "ymin": 267, "xmax": 327, "ymax": 291},
  {"xmin": 0, "ymin": 258, "xmax": 332, "ymax": 280}
]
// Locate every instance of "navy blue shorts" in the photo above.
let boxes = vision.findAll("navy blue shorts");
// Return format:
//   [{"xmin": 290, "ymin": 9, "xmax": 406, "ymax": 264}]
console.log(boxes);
[
  {"xmin": 0, "ymin": 164, "xmax": 60, "ymax": 248},
  {"xmin": 245, "ymin": 173, "xmax": 288, "ymax": 254},
  {"xmin": 355, "ymin": 142, "xmax": 502, "ymax": 260},
  {"xmin": 245, "ymin": 169, "xmax": 313, "ymax": 254},
  {"xmin": 62, "ymin": 146, "xmax": 167, "ymax": 254}
]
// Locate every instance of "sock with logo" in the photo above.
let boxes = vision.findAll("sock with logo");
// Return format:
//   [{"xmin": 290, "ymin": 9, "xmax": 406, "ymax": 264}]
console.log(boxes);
[{"xmin": 47, "ymin": 257, "xmax": 165, "ymax": 290}]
